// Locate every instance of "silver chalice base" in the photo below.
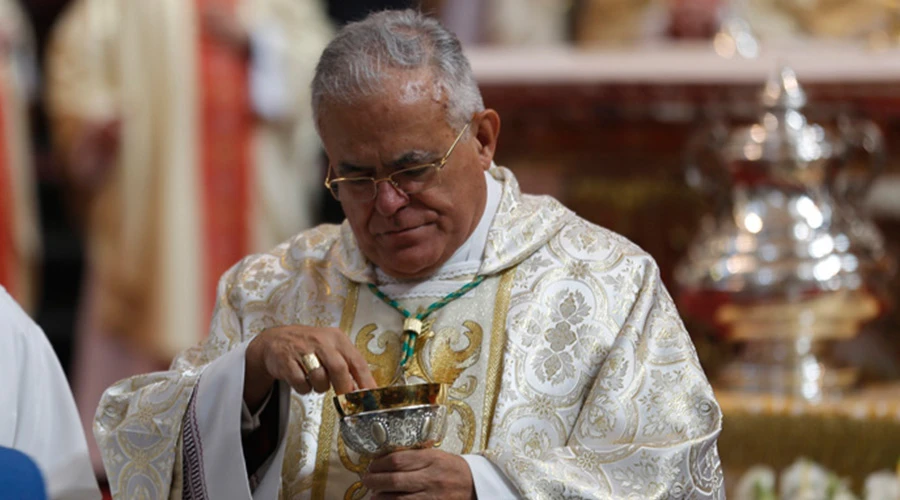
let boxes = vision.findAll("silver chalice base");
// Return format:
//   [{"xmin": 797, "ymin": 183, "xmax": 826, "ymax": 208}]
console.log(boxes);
[
  {"xmin": 339, "ymin": 404, "xmax": 448, "ymax": 458},
  {"xmin": 717, "ymin": 338, "xmax": 858, "ymax": 401}
]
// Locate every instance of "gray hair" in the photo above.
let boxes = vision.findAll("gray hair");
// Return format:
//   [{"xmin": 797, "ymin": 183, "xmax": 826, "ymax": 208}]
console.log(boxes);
[{"xmin": 311, "ymin": 9, "xmax": 484, "ymax": 131}]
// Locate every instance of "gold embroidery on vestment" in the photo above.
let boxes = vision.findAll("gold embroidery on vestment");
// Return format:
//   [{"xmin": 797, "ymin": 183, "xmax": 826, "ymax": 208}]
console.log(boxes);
[
  {"xmin": 479, "ymin": 267, "xmax": 516, "ymax": 451},
  {"xmin": 311, "ymin": 282, "xmax": 358, "ymax": 499}
]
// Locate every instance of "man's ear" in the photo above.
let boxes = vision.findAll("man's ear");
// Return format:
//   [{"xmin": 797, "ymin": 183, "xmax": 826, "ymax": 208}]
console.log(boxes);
[{"xmin": 472, "ymin": 109, "xmax": 500, "ymax": 170}]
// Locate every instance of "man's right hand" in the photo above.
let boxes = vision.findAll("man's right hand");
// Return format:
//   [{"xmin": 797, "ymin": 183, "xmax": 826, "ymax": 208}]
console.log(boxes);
[{"xmin": 244, "ymin": 326, "xmax": 378, "ymax": 411}]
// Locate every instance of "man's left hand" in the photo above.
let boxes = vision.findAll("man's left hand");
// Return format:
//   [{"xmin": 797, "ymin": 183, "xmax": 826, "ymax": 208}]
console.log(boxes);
[{"xmin": 363, "ymin": 449, "xmax": 475, "ymax": 500}]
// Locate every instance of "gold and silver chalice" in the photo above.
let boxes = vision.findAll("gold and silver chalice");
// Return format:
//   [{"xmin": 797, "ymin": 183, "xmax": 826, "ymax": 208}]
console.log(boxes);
[{"xmin": 333, "ymin": 383, "xmax": 449, "ymax": 458}]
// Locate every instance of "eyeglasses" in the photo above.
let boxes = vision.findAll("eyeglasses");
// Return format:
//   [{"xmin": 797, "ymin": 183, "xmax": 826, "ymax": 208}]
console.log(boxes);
[{"xmin": 324, "ymin": 119, "xmax": 472, "ymax": 202}]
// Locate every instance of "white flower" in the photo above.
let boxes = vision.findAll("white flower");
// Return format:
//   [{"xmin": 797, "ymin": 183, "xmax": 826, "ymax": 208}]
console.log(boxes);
[
  {"xmin": 735, "ymin": 466, "xmax": 776, "ymax": 500},
  {"xmin": 780, "ymin": 459, "xmax": 831, "ymax": 500},
  {"xmin": 734, "ymin": 459, "xmax": 887, "ymax": 500},
  {"xmin": 864, "ymin": 471, "xmax": 900, "ymax": 500}
]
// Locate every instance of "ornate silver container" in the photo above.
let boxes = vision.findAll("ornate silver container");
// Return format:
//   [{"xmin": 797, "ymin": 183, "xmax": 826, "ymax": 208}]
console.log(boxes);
[
  {"xmin": 676, "ymin": 66, "xmax": 892, "ymax": 400},
  {"xmin": 339, "ymin": 404, "xmax": 448, "ymax": 458},
  {"xmin": 334, "ymin": 383, "xmax": 449, "ymax": 458}
]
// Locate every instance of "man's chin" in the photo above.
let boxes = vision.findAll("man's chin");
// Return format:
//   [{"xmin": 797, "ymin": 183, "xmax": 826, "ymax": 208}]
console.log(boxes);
[
  {"xmin": 375, "ymin": 247, "xmax": 443, "ymax": 280},
  {"xmin": 368, "ymin": 226, "xmax": 449, "ymax": 278}
]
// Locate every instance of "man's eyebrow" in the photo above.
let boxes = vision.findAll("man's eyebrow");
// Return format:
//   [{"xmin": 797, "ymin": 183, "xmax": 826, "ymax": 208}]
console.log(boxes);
[
  {"xmin": 335, "ymin": 150, "xmax": 437, "ymax": 174},
  {"xmin": 335, "ymin": 162, "xmax": 374, "ymax": 175},
  {"xmin": 390, "ymin": 150, "xmax": 436, "ymax": 167}
]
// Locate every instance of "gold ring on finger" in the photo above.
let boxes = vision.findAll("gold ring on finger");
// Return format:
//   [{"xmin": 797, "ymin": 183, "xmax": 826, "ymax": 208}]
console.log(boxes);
[{"xmin": 299, "ymin": 352, "xmax": 322, "ymax": 375}]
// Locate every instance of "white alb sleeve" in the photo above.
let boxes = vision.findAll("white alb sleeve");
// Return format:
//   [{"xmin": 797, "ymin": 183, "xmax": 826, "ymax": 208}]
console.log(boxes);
[{"xmin": 461, "ymin": 454, "xmax": 521, "ymax": 499}]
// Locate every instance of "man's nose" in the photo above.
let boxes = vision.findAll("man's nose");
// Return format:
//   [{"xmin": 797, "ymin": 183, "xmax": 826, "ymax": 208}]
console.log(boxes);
[{"xmin": 373, "ymin": 180, "xmax": 409, "ymax": 216}]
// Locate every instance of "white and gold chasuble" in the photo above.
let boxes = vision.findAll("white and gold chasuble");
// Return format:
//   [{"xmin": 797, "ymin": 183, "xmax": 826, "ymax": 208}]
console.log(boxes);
[{"xmin": 96, "ymin": 167, "xmax": 725, "ymax": 499}]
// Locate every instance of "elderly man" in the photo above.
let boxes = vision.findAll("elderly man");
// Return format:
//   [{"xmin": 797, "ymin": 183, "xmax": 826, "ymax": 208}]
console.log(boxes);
[{"xmin": 96, "ymin": 10, "xmax": 724, "ymax": 499}]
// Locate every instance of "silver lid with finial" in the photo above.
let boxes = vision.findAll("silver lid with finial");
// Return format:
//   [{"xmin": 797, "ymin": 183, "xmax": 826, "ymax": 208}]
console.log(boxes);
[
  {"xmin": 722, "ymin": 64, "xmax": 837, "ymax": 165},
  {"xmin": 760, "ymin": 65, "xmax": 807, "ymax": 109},
  {"xmin": 676, "ymin": 62, "xmax": 890, "ymax": 401}
]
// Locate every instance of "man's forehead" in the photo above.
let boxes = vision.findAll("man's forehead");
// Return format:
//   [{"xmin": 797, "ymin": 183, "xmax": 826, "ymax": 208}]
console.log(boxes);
[
  {"xmin": 322, "ymin": 109, "xmax": 446, "ymax": 145},
  {"xmin": 318, "ymin": 71, "xmax": 455, "ymax": 165},
  {"xmin": 395, "ymin": 72, "xmax": 444, "ymax": 105},
  {"xmin": 321, "ymin": 96, "xmax": 449, "ymax": 140},
  {"xmin": 322, "ymin": 70, "xmax": 443, "ymax": 114}
]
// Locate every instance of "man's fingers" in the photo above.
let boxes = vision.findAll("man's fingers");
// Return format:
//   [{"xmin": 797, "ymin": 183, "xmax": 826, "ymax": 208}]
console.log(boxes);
[
  {"xmin": 258, "ymin": 325, "xmax": 379, "ymax": 394},
  {"xmin": 304, "ymin": 362, "xmax": 330, "ymax": 393},
  {"xmin": 347, "ymin": 351, "xmax": 378, "ymax": 390},
  {"xmin": 315, "ymin": 349, "xmax": 356, "ymax": 395},
  {"xmin": 363, "ymin": 470, "xmax": 425, "ymax": 495},
  {"xmin": 367, "ymin": 450, "xmax": 432, "ymax": 474},
  {"xmin": 372, "ymin": 493, "xmax": 426, "ymax": 500},
  {"xmin": 336, "ymin": 335, "xmax": 378, "ymax": 390},
  {"xmin": 283, "ymin": 358, "xmax": 312, "ymax": 395},
  {"xmin": 364, "ymin": 450, "xmax": 472, "ymax": 497}
]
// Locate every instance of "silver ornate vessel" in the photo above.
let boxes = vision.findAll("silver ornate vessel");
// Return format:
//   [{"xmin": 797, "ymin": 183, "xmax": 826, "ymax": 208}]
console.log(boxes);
[
  {"xmin": 334, "ymin": 383, "xmax": 449, "ymax": 458},
  {"xmin": 676, "ymin": 66, "xmax": 892, "ymax": 400},
  {"xmin": 339, "ymin": 404, "xmax": 448, "ymax": 457}
]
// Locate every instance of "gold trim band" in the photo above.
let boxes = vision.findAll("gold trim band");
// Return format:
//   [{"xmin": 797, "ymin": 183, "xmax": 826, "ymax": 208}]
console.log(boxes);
[
  {"xmin": 311, "ymin": 282, "xmax": 359, "ymax": 499},
  {"xmin": 479, "ymin": 266, "xmax": 516, "ymax": 451}
]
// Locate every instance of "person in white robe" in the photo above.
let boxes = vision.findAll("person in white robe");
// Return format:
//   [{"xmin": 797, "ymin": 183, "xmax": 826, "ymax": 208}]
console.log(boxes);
[
  {"xmin": 0, "ymin": 286, "xmax": 101, "ymax": 500},
  {"xmin": 45, "ymin": 0, "xmax": 333, "ymax": 475},
  {"xmin": 95, "ymin": 10, "xmax": 725, "ymax": 499},
  {"xmin": 0, "ymin": 0, "xmax": 40, "ymax": 313}
]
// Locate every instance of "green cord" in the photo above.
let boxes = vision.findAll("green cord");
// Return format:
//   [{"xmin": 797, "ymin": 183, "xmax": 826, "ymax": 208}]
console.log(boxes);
[{"xmin": 368, "ymin": 274, "xmax": 487, "ymax": 368}]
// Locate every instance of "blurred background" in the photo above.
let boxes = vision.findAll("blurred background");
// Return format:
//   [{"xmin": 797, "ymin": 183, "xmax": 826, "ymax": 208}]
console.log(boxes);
[{"xmin": 3, "ymin": 0, "xmax": 900, "ymax": 497}]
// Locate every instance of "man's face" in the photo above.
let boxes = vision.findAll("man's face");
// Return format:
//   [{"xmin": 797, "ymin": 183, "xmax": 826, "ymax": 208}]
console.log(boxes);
[{"xmin": 318, "ymin": 72, "xmax": 498, "ymax": 280}]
